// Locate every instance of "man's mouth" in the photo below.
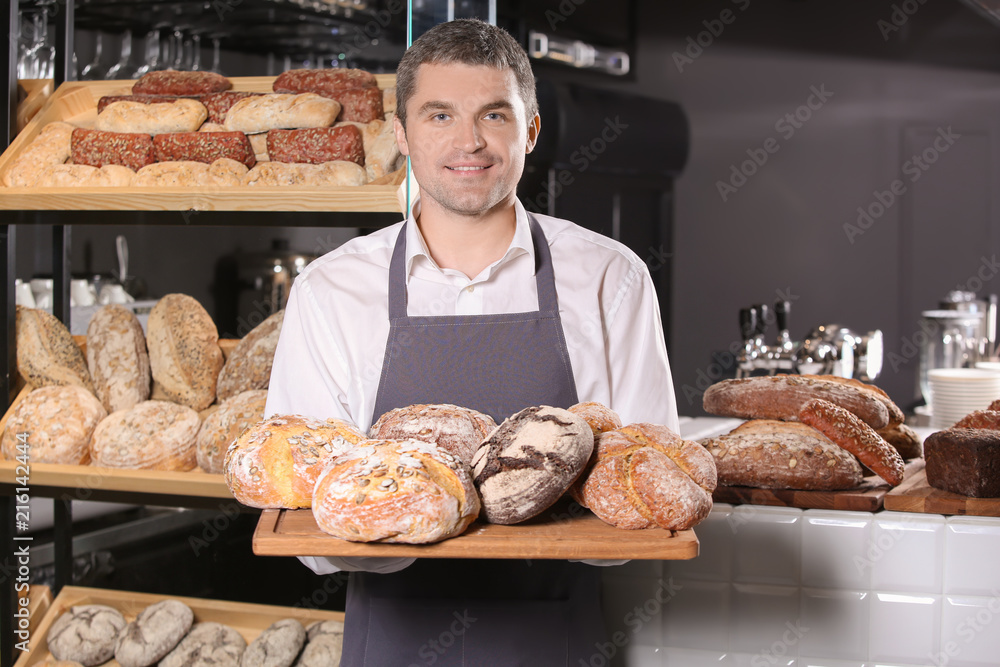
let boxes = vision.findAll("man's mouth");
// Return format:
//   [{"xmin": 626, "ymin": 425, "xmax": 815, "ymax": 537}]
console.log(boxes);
[{"xmin": 446, "ymin": 165, "xmax": 491, "ymax": 171}]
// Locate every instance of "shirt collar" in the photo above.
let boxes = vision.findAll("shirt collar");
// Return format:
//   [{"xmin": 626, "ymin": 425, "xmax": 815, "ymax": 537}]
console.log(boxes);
[{"xmin": 403, "ymin": 197, "xmax": 536, "ymax": 283}]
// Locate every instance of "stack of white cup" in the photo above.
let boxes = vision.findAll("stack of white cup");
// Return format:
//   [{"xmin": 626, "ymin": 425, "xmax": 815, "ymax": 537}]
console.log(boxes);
[{"xmin": 927, "ymin": 368, "xmax": 1000, "ymax": 429}]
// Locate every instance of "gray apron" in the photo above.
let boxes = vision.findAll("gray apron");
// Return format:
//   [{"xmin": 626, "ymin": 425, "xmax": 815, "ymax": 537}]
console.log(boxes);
[{"xmin": 341, "ymin": 216, "xmax": 606, "ymax": 666}]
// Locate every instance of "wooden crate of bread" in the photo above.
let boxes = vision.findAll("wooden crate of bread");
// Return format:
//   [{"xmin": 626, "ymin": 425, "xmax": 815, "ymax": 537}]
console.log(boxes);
[
  {"xmin": 13, "ymin": 585, "xmax": 344, "ymax": 666},
  {"xmin": 0, "ymin": 74, "xmax": 406, "ymax": 212}
]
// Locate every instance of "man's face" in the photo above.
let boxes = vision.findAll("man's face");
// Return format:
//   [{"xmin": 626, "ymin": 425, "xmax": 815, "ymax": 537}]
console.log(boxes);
[{"xmin": 394, "ymin": 62, "xmax": 539, "ymax": 219}]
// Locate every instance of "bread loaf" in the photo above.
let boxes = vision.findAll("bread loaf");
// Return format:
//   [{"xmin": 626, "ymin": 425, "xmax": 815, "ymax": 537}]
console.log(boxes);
[
  {"xmin": 132, "ymin": 159, "xmax": 248, "ymax": 187},
  {"xmin": 363, "ymin": 119, "xmax": 401, "ymax": 182},
  {"xmin": 216, "ymin": 309, "xmax": 283, "ymax": 401},
  {"xmin": 699, "ymin": 420, "xmax": 863, "ymax": 490},
  {"xmin": 272, "ymin": 68, "xmax": 378, "ymax": 97},
  {"xmin": 305, "ymin": 619, "xmax": 344, "ymax": 641},
  {"xmin": 567, "ymin": 401, "xmax": 623, "ymax": 437},
  {"xmin": 240, "ymin": 160, "xmax": 367, "ymax": 186},
  {"xmin": 3, "ymin": 121, "xmax": 74, "ymax": 187},
  {"xmin": 382, "ymin": 87, "xmax": 396, "ymax": 115},
  {"xmin": 46, "ymin": 604, "xmax": 126, "ymax": 666},
  {"xmin": 369, "ymin": 403, "xmax": 497, "ymax": 465},
  {"xmin": 1, "ymin": 386, "xmax": 106, "ymax": 464},
  {"xmin": 224, "ymin": 414, "xmax": 365, "ymax": 508},
  {"xmin": 115, "ymin": 599, "xmax": 193, "ymax": 667},
  {"xmin": 471, "ymin": 406, "xmax": 593, "ymax": 524},
  {"xmin": 96, "ymin": 99, "xmax": 208, "ymax": 134},
  {"xmin": 196, "ymin": 389, "xmax": 268, "ymax": 473},
  {"xmin": 90, "ymin": 400, "xmax": 200, "ymax": 471},
  {"xmin": 799, "ymin": 375, "xmax": 905, "ymax": 427},
  {"xmin": 294, "ymin": 634, "xmax": 342, "ymax": 667},
  {"xmin": 87, "ymin": 304, "xmax": 150, "ymax": 413},
  {"xmin": 799, "ymin": 398, "xmax": 904, "ymax": 486},
  {"xmin": 158, "ymin": 622, "xmax": 246, "ymax": 667},
  {"xmin": 313, "ymin": 438, "xmax": 480, "ymax": 543},
  {"xmin": 147, "ymin": 294, "xmax": 224, "ymax": 411},
  {"xmin": 132, "ymin": 70, "xmax": 231, "ymax": 95},
  {"xmin": 578, "ymin": 423, "xmax": 716, "ymax": 531},
  {"xmin": 241, "ymin": 619, "xmax": 305, "ymax": 667},
  {"xmin": 16, "ymin": 305, "xmax": 94, "ymax": 392},
  {"xmin": 223, "ymin": 93, "xmax": 340, "ymax": 134},
  {"xmin": 703, "ymin": 375, "xmax": 891, "ymax": 429},
  {"xmin": 34, "ymin": 164, "xmax": 136, "ymax": 187},
  {"xmin": 876, "ymin": 422, "xmax": 923, "ymax": 460},
  {"xmin": 954, "ymin": 409, "xmax": 1000, "ymax": 430},
  {"xmin": 924, "ymin": 428, "xmax": 1000, "ymax": 497}
]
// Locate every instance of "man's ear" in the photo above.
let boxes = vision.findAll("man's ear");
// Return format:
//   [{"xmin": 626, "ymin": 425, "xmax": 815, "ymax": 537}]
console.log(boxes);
[
  {"xmin": 393, "ymin": 114, "xmax": 410, "ymax": 156},
  {"xmin": 525, "ymin": 114, "xmax": 540, "ymax": 154}
]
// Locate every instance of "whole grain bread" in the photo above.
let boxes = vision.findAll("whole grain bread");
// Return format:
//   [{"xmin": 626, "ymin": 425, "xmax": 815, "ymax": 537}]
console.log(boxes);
[
  {"xmin": 216, "ymin": 309, "xmax": 283, "ymax": 401},
  {"xmin": 86, "ymin": 304, "xmax": 150, "ymax": 413},
  {"xmin": 16, "ymin": 305, "xmax": 94, "ymax": 392},
  {"xmin": 90, "ymin": 400, "xmax": 200, "ymax": 471},
  {"xmin": 1, "ymin": 386, "xmax": 107, "ymax": 464},
  {"xmin": 147, "ymin": 294, "xmax": 224, "ymax": 411}
]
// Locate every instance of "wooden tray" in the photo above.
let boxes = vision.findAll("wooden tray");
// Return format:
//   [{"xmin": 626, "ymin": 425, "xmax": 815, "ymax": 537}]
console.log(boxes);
[
  {"xmin": 14, "ymin": 585, "xmax": 344, "ymax": 666},
  {"xmin": 712, "ymin": 459, "xmax": 925, "ymax": 512},
  {"xmin": 884, "ymin": 459, "xmax": 1000, "ymax": 516},
  {"xmin": 16, "ymin": 79, "xmax": 54, "ymax": 135},
  {"xmin": 0, "ymin": 75, "xmax": 405, "ymax": 212},
  {"xmin": 252, "ymin": 499, "xmax": 700, "ymax": 561}
]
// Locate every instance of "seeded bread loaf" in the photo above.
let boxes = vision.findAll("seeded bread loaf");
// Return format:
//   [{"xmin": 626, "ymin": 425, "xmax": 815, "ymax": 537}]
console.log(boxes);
[
  {"xmin": 147, "ymin": 294, "xmax": 224, "ymax": 411},
  {"xmin": 924, "ymin": 428, "xmax": 1000, "ymax": 498},
  {"xmin": 90, "ymin": 400, "xmax": 200, "ymax": 471},
  {"xmin": 1, "ymin": 386, "xmax": 107, "ymax": 464},
  {"xmin": 369, "ymin": 403, "xmax": 497, "ymax": 465},
  {"xmin": 799, "ymin": 375, "xmax": 905, "ymax": 428},
  {"xmin": 16, "ymin": 305, "xmax": 94, "ymax": 392},
  {"xmin": 313, "ymin": 438, "xmax": 480, "ymax": 543},
  {"xmin": 954, "ymin": 410, "xmax": 1000, "ymax": 431},
  {"xmin": 216, "ymin": 309, "xmax": 283, "ymax": 401},
  {"xmin": 876, "ymin": 422, "xmax": 923, "ymax": 460},
  {"xmin": 197, "ymin": 389, "xmax": 268, "ymax": 473},
  {"xmin": 86, "ymin": 304, "xmax": 150, "ymax": 413}
]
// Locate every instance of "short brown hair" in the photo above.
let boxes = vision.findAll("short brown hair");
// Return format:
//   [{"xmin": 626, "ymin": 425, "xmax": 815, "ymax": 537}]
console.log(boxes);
[{"xmin": 395, "ymin": 18, "xmax": 538, "ymax": 128}]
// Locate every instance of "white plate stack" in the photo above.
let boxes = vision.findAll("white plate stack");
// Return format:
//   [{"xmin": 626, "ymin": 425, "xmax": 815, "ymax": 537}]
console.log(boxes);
[{"xmin": 927, "ymin": 368, "xmax": 1000, "ymax": 429}]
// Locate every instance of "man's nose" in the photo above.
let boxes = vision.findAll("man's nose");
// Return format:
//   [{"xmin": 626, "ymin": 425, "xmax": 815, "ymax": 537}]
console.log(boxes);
[{"xmin": 453, "ymin": 119, "xmax": 484, "ymax": 152}]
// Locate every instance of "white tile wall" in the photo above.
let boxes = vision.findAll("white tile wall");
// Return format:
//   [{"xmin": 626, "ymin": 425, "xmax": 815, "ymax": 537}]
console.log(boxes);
[{"xmin": 604, "ymin": 505, "xmax": 1000, "ymax": 667}]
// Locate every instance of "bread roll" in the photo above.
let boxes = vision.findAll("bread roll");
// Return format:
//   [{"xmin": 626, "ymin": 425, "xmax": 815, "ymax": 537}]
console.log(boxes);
[
  {"xmin": 224, "ymin": 414, "xmax": 365, "ymax": 509},
  {"xmin": 216, "ymin": 309, "xmax": 283, "ymax": 401},
  {"xmin": 471, "ymin": 405, "xmax": 594, "ymax": 524},
  {"xmin": 47, "ymin": 604, "xmax": 126, "ymax": 666},
  {"xmin": 16, "ymin": 305, "xmax": 94, "ymax": 392},
  {"xmin": 196, "ymin": 389, "xmax": 268, "ymax": 473},
  {"xmin": 90, "ymin": 400, "xmax": 200, "ymax": 471},
  {"xmin": 33, "ymin": 164, "xmax": 135, "ymax": 187},
  {"xmin": 241, "ymin": 619, "xmax": 305, "ymax": 667},
  {"xmin": 132, "ymin": 70, "xmax": 231, "ymax": 95},
  {"xmin": 115, "ymin": 599, "xmax": 193, "ymax": 667},
  {"xmin": 924, "ymin": 428, "xmax": 1000, "ymax": 498},
  {"xmin": 703, "ymin": 375, "xmax": 891, "ymax": 430},
  {"xmin": 1, "ymin": 386, "xmax": 106, "ymax": 464},
  {"xmin": 96, "ymin": 99, "xmax": 208, "ymax": 134},
  {"xmin": 223, "ymin": 93, "xmax": 340, "ymax": 134},
  {"xmin": 699, "ymin": 420, "xmax": 863, "ymax": 490},
  {"xmin": 578, "ymin": 423, "xmax": 716, "ymax": 531},
  {"xmin": 313, "ymin": 438, "xmax": 480, "ymax": 543},
  {"xmin": 132, "ymin": 159, "xmax": 248, "ymax": 187},
  {"xmin": 363, "ymin": 118, "xmax": 401, "ymax": 182},
  {"xmin": 87, "ymin": 304, "xmax": 150, "ymax": 413},
  {"xmin": 369, "ymin": 403, "xmax": 497, "ymax": 465},
  {"xmin": 147, "ymin": 294, "xmax": 224, "ymax": 411},
  {"xmin": 158, "ymin": 622, "xmax": 246, "ymax": 667},
  {"xmin": 240, "ymin": 160, "xmax": 366, "ymax": 187},
  {"xmin": 3, "ymin": 121, "xmax": 74, "ymax": 187}
]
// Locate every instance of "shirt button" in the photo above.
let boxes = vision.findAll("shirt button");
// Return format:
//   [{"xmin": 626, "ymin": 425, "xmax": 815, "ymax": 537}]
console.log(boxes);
[{"xmin": 465, "ymin": 285, "xmax": 475, "ymax": 293}]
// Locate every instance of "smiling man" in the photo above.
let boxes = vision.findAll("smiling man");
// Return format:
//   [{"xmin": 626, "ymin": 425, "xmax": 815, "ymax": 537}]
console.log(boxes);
[{"xmin": 266, "ymin": 18, "xmax": 679, "ymax": 666}]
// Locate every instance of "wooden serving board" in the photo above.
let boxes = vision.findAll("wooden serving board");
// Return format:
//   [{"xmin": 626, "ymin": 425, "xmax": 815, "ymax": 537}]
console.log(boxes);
[
  {"xmin": 14, "ymin": 585, "xmax": 344, "ymax": 666},
  {"xmin": 253, "ymin": 501, "xmax": 700, "ymax": 561},
  {"xmin": 16, "ymin": 79, "xmax": 54, "ymax": 134},
  {"xmin": 884, "ymin": 459, "xmax": 1000, "ymax": 516},
  {"xmin": 712, "ymin": 459, "xmax": 925, "ymax": 512},
  {"xmin": 0, "ymin": 74, "xmax": 406, "ymax": 212}
]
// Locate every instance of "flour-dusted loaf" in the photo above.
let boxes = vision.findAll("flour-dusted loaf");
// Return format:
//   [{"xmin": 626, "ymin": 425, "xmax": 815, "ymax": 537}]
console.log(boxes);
[
  {"xmin": 313, "ymin": 438, "xmax": 480, "ymax": 543},
  {"xmin": 33, "ymin": 164, "xmax": 136, "ymax": 187},
  {"xmin": 158, "ymin": 622, "xmax": 247, "ymax": 667},
  {"xmin": 924, "ymin": 428, "xmax": 1000, "ymax": 497},
  {"xmin": 369, "ymin": 403, "xmax": 497, "ymax": 465},
  {"xmin": 90, "ymin": 400, "xmax": 200, "ymax": 471},
  {"xmin": 96, "ymin": 99, "xmax": 208, "ymax": 134},
  {"xmin": 703, "ymin": 375, "xmax": 891, "ymax": 429},
  {"xmin": 577, "ymin": 423, "xmax": 717, "ymax": 531},
  {"xmin": 223, "ymin": 93, "xmax": 340, "ymax": 133},
  {"xmin": 16, "ymin": 305, "xmax": 94, "ymax": 392},
  {"xmin": 46, "ymin": 604, "xmax": 126, "ymax": 666},
  {"xmin": 1, "ymin": 386, "xmax": 106, "ymax": 464},
  {"xmin": 241, "ymin": 619, "xmax": 305, "ymax": 667},
  {"xmin": 147, "ymin": 294, "xmax": 224, "ymax": 411},
  {"xmin": 224, "ymin": 414, "xmax": 365, "ymax": 508},
  {"xmin": 132, "ymin": 159, "xmax": 248, "ymax": 187},
  {"xmin": 216, "ymin": 310, "xmax": 283, "ymax": 401},
  {"xmin": 699, "ymin": 420, "xmax": 863, "ymax": 490},
  {"xmin": 3, "ymin": 121, "xmax": 74, "ymax": 187},
  {"xmin": 471, "ymin": 405, "xmax": 594, "ymax": 524},
  {"xmin": 294, "ymin": 634, "xmax": 342, "ymax": 667},
  {"xmin": 87, "ymin": 304, "xmax": 150, "ymax": 413},
  {"xmin": 115, "ymin": 599, "xmax": 193, "ymax": 667},
  {"xmin": 305, "ymin": 619, "xmax": 344, "ymax": 641},
  {"xmin": 240, "ymin": 160, "xmax": 367, "ymax": 186},
  {"xmin": 197, "ymin": 389, "xmax": 268, "ymax": 473}
]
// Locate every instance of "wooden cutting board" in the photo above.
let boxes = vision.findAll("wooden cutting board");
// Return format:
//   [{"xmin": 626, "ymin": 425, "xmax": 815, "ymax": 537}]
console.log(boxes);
[{"xmin": 884, "ymin": 459, "xmax": 1000, "ymax": 516}]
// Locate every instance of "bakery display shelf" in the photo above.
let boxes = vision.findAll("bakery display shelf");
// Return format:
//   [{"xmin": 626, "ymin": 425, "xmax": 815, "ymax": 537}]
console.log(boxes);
[
  {"xmin": 711, "ymin": 459, "xmax": 925, "ymax": 512},
  {"xmin": 252, "ymin": 499, "xmax": 701, "ymax": 561},
  {"xmin": 16, "ymin": 79, "xmax": 53, "ymax": 135},
  {"xmin": 13, "ymin": 585, "xmax": 345, "ymax": 667},
  {"xmin": 884, "ymin": 459, "xmax": 1000, "ymax": 516},
  {"xmin": 0, "ymin": 74, "xmax": 406, "ymax": 212}
]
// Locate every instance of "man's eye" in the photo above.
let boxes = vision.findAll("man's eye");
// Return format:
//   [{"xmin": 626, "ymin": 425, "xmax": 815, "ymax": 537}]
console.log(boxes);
[
  {"xmin": 484, "ymin": 113, "xmax": 504, "ymax": 121},
  {"xmin": 433, "ymin": 113, "xmax": 450, "ymax": 121}
]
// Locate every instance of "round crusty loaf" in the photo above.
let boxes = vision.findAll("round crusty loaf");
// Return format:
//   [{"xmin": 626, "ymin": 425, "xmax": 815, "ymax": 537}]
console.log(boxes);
[
  {"xmin": 369, "ymin": 403, "xmax": 497, "ymax": 465},
  {"xmin": 115, "ymin": 599, "xmax": 193, "ymax": 667},
  {"xmin": 216, "ymin": 309, "xmax": 283, "ymax": 401},
  {"xmin": 47, "ymin": 604, "xmax": 126, "ymax": 666},
  {"xmin": 567, "ymin": 401, "xmax": 623, "ymax": 437},
  {"xmin": 313, "ymin": 438, "xmax": 480, "ymax": 543},
  {"xmin": 158, "ymin": 622, "xmax": 246, "ymax": 667},
  {"xmin": 578, "ymin": 423, "xmax": 717, "ymax": 531},
  {"xmin": 305, "ymin": 619, "xmax": 344, "ymax": 641},
  {"xmin": 86, "ymin": 304, "xmax": 151, "ymax": 413},
  {"xmin": 1, "ymin": 386, "xmax": 107, "ymax": 464},
  {"xmin": 15, "ymin": 305, "xmax": 94, "ymax": 392},
  {"xmin": 90, "ymin": 400, "xmax": 200, "ymax": 471},
  {"xmin": 699, "ymin": 419, "xmax": 863, "ymax": 491},
  {"xmin": 471, "ymin": 405, "xmax": 594, "ymax": 525},
  {"xmin": 294, "ymin": 634, "xmax": 342, "ymax": 667},
  {"xmin": 147, "ymin": 294, "xmax": 224, "ymax": 411},
  {"xmin": 241, "ymin": 619, "xmax": 305, "ymax": 667},
  {"xmin": 196, "ymin": 389, "xmax": 268, "ymax": 473},
  {"xmin": 224, "ymin": 414, "xmax": 365, "ymax": 509}
]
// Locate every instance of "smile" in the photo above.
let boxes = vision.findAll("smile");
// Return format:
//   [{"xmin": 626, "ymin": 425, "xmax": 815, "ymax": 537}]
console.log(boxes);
[{"xmin": 446, "ymin": 165, "xmax": 491, "ymax": 171}]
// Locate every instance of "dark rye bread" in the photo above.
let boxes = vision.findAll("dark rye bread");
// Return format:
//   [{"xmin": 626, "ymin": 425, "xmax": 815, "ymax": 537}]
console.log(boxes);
[
  {"xmin": 703, "ymin": 375, "xmax": 891, "ymax": 430},
  {"xmin": 158, "ymin": 622, "xmax": 247, "ymax": 667},
  {"xmin": 241, "ymin": 619, "xmax": 306, "ymax": 667},
  {"xmin": 216, "ymin": 309, "xmax": 283, "ymax": 401},
  {"xmin": 16, "ymin": 305, "xmax": 94, "ymax": 392},
  {"xmin": 924, "ymin": 428, "xmax": 1000, "ymax": 498},
  {"xmin": 471, "ymin": 406, "xmax": 594, "ymax": 524},
  {"xmin": 115, "ymin": 599, "xmax": 194, "ymax": 667},
  {"xmin": 47, "ymin": 604, "xmax": 126, "ymax": 666}
]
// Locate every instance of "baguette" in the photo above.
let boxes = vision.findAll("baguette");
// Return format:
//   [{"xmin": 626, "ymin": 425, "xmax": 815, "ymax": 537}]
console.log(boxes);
[{"xmin": 799, "ymin": 375, "xmax": 904, "ymax": 427}]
